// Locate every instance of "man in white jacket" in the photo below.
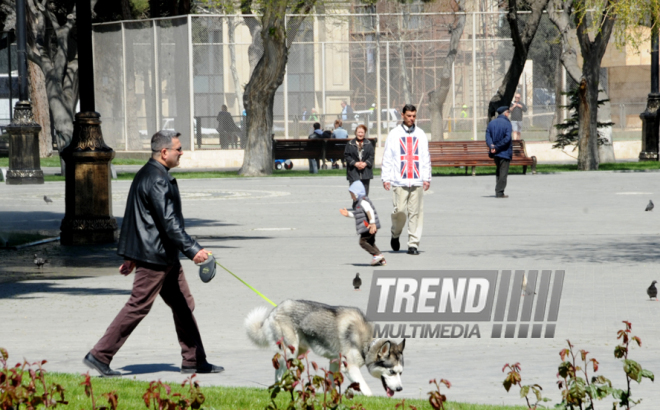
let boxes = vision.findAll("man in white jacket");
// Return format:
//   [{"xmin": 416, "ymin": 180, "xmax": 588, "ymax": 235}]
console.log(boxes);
[{"xmin": 381, "ymin": 104, "xmax": 431, "ymax": 255}]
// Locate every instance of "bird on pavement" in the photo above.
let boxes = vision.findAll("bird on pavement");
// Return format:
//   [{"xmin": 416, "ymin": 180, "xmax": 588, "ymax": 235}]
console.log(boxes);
[
  {"xmin": 648, "ymin": 280, "xmax": 658, "ymax": 301},
  {"xmin": 353, "ymin": 273, "xmax": 362, "ymax": 291},
  {"xmin": 44, "ymin": 195, "xmax": 53, "ymax": 204},
  {"xmin": 645, "ymin": 200, "xmax": 654, "ymax": 212},
  {"xmin": 33, "ymin": 254, "xmax": 48, "ymax": 268}
]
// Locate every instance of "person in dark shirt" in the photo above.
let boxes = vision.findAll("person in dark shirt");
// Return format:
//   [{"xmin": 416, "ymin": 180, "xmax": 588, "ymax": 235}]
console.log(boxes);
[
  {"xmin": 509, "ymin": 93, "xmax": 527, "ymax": 140},
  {"xmin": 216, "ymin": 105, "xmax": 241, "ymax": 148},
  {"xmin": 485, "ymin": 107, "xmax": 513, "ymax": 198}
]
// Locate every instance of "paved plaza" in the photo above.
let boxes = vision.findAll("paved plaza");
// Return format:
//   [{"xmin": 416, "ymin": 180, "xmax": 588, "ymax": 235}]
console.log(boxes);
[{"xmin": 1, "ymin": 170, "xmax": 659, "ymax": 407}]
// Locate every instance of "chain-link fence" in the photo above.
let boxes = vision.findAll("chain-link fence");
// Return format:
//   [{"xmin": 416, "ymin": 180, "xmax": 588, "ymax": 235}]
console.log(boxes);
[{"xmin": 92, "ymin": 12, "xmax": 646, "ymax": 152}]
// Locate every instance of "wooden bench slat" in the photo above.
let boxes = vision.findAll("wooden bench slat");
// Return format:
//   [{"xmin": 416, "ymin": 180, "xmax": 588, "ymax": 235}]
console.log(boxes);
[{"xmin": 430, "ymin": 140, "xmax": 536, "ymax": 175}]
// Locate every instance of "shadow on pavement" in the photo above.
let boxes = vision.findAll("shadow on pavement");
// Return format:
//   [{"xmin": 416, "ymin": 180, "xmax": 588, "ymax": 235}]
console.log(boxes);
[
  {"xmin": 185, "ymin": 218, "xmax": 239, "ymax": 228},
  {"xmin": 0, "ymin": 211, "xmax": 67, "ymax": 232},
  {"xmin": 119, "ymin": 363, "xmax": 181, "ymax": 375},
  {"xmin": 0, "ymin": 280, "xmax": 131, "ymax": 300},
  {"xmin": 467, "ymin": 236, "xmax": 660, "ymax": 264}
]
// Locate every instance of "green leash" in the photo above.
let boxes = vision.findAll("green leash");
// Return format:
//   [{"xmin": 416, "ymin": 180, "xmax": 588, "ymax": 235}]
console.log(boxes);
[{"xmin": 213, "ymin": 260, "xmax": 277, "ymax": 307}]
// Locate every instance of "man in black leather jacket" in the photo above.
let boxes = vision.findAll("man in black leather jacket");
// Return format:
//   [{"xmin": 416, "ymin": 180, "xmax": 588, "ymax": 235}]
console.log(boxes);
[{"xmin": 83, "ymin": 130, "xmax": 223, "ymax": 377}]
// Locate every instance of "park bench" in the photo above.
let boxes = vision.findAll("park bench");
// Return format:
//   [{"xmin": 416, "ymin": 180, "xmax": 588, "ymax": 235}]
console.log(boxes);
[
  {"xmin": 429, "ymin": 140, "xmax": 537, "ymax": 176},
  {"xmin": 272, "ymin": 137, "xmax": 377, "ymax": 170}
]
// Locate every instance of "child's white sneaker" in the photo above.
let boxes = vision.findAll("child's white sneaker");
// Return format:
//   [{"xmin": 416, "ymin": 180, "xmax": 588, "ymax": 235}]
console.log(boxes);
[{"xmin": 371, "ymin": 255, "xmax": 386, "ymax": 266}]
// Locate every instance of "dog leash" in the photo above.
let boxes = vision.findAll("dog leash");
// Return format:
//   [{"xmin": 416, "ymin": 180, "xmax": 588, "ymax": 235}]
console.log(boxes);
[{"xmin": 213, "ymin": 260, "xmax": 278, "ymax": 307}]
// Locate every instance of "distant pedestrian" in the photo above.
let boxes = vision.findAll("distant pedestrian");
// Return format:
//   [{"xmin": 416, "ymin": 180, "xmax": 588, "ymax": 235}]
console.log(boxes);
[
  {"xmin": 344, "ymin": 124, "xmax": 374, "ymax": 195},
  {"xmin": 340, "ymin": 100, "xmax": 354, "ymax": 121},
  {"xmin": 308, "ymin": 122, "xmax": 323, "ymax": 173},
  {"xmin": 301, "ymin": 106, "xmax": 309, "ymax": 121},
  {"xmin": 486, "ymin": 106, "xmax": 513, "ymax": 198},
  {"xmin": 340, "ymin": 181, "xmax": 386, "ymax": 266},
  {"xmin": 332, "ymin": 119, "xmax": 349, "ymax": 169},
  {"xmin": 310, "ymin": 108, "xmax": 319, "ymax": 122},
  {"xmin": 509, "ymin": 93, "xmax": 527, "ymax": 140},
  {"xmin": 83, "ymin": 130, "xmax": 223, "ymax": 377},
  {"xmin": 217, "ymin": 104, "xmax": 241, "ymax": 149},
  {"xmin": 381, "ymin": 104, "xmax": 431, "ymax": 256}
]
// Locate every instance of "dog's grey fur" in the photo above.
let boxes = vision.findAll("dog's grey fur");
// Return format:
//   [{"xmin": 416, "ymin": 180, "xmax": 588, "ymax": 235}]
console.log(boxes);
[{"xmin": 245, "ymin": 299, "xmax": 405, "ymax": 396}]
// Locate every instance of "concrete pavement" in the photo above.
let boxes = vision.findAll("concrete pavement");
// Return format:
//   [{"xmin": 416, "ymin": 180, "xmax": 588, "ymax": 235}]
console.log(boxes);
[{"xmin": 1, "ymin": 171, "xmax": 659, "ymax": 407}]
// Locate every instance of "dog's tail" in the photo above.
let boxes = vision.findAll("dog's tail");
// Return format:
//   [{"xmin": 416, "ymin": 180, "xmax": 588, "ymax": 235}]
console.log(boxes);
[{"xmin": 245, "ymin": 306, "xmax": 271, "ymax": 348}]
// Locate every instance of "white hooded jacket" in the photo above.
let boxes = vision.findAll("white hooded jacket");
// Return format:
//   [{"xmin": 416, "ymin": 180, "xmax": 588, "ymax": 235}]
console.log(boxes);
[{"xmin": 381, "ymin": 123, "xmax": 432, "ymax": 187}]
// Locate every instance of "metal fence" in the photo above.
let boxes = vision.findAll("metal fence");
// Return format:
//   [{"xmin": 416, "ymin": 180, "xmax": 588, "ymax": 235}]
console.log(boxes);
[{"xmin": 91, "ymin": 12, "xmax": 645, "ymax": 152}]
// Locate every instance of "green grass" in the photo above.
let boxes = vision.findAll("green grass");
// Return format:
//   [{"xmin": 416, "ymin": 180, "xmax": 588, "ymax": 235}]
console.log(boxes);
[
  {"xmin": 0, "ymin": 231, "xmax": 52, "ymax": 247},
  {"xmin": 35, "ymin": 161, "xmax": 660, "ymax": 182},
  {"xmin": 0, "ymin": 157, "xmax": 148, "ymax": 168},
  {"xmin": 39, "ymin": 372, "xmax": 524, "ymax": 410}
]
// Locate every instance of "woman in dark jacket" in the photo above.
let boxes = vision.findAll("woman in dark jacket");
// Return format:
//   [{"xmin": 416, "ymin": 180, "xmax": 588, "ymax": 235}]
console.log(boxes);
[{"xmin": 344, "ymin": 124, "xmax": 375, "ymax": 195}]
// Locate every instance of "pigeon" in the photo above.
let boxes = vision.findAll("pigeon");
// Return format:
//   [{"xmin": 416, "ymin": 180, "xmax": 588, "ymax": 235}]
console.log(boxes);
[
  {"xmin": 33, "ymin": 254, "xmax": 48, "ymax": 268},
  {"xmin": 648, "ymin": 280, "xmax": 658, "ymax": 301},
  {"xmin": 645, "ymin": 200, "xmax": 654, "ymax": 212},
  {"xmin": 353, "ymin": 273, "xmax": 362, "ymax": 291},
  {"xmin": 44, "ymin": 195, "xmax": 53, "ymax": 204}
]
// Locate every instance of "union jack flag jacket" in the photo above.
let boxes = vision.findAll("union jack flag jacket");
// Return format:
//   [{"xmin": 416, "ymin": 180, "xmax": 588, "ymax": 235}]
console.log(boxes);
[{"xmin": 381, "ymin": 124, "xmax": 432, "ymax": 187}]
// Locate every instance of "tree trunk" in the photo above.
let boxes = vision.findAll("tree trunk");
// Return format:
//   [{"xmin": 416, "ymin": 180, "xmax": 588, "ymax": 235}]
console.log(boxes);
[
  {"xmin": 548, "ymin": 58, "xmax": 562, "ymax": 142},
  {"xmin": 597, "ymin": 88, "xmax": 615, "ymax": 163},
  {"xmin": 428, "ymin": 4, "xmax": 466, "ymax": 141},
  {"xmin": 396, "ymin": 39, "xmax": 413, "ymax": 104},
  {"xmin": 28, "ymin": 60, "xmax": 52, "ymax": 157},
  {"xmin": 576, "ymin": 78, "xmax": 595, "ymax": 169},
  {"xmin": 242, "ymin": 15, "xmax": 263, "ymax": 77},
  {"xmin": 487, "ymin": 0, "xmax": 549, "ymax": 122},
  {"xmin": 240, "ymin": 19, "xmax": 288, "ymax": 176},
  {"xmin": 395, "ymin": 11, "xmax": 413, "ymax": 105},
  {"xmin": 228, "ymin": 16, "xmax": 243, "ymax": 113}
]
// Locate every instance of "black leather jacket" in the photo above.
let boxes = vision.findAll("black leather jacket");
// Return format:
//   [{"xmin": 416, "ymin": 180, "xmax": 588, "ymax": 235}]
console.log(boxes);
[
  {"xmin": 344, "ymin": 138, "xmax": 374, "ymax": 182},
  {"xmin": 117, "ymin": 159, "xmax": 202, "ymax": 266}
]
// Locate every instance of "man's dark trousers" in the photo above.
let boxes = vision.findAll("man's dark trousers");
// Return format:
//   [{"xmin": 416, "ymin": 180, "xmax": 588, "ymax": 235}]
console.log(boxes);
[
  {"xmin": 495, "ymin": 157, "xmax": 510, "ymax": 197},
  {"xmin": 90, "ymin": 263, "xmax": 206, "ymax": 367}
]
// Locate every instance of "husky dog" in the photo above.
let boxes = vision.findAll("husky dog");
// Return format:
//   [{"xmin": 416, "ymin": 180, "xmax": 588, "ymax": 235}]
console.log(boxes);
[{"xmin": 245, "ymin": 299, "xmax": 405, "ymax": 397}]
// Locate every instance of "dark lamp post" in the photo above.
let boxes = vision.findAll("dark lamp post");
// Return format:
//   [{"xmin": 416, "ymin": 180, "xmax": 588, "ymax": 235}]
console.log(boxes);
[
  {"xmin": 59, "ymin": 0, "xmax": 117, "ymax": 245},
  {"xmin": 640, "ymin": 25, "xmax": 660, "ymax": 161},
  {"xmin": 5, "ymin": 0, "xmax": 43, "ymax": 184}
]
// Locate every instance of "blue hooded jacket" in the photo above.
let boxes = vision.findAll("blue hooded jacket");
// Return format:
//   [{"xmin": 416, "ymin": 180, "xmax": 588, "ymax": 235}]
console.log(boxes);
[{"xmin": 485, "ymin": 115, "xmax": 513, "ymax": 160}]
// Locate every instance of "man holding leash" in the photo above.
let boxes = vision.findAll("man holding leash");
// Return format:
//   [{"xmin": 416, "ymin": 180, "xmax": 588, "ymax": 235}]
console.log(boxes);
[
  {"xmin": 83, "ymin": 130, "xmax": 223, "ymax": 377},
  {"xmin": 381, "ymin": 104, "xmax": 431, "ymax": 256},
  {"xmin": 486, "ymin": 106, "xmax": 513, "ymax": 198}
]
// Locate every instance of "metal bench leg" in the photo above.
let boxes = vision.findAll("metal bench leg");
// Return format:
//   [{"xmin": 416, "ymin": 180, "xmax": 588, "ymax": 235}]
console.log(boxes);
[
  {"xmin": 471, "ymin": 166, "xmax": 476, "ymax": 176},
  {"xmin": 523, "ymin": 165, "xmax": 527, "ymax": 175},
  {"xmin": 532, "ymin": 157, "xmax": 537, "ymax": 174}
]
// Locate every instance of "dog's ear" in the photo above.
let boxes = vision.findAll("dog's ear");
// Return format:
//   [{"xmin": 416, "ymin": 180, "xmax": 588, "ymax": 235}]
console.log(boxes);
[
  {"xmin": 378, "ymin": 341, "xmax": 391, "ymax": 358},
  {"xmin": 399, "ymin": 338, "xmax": 405, "ymax": 352}
]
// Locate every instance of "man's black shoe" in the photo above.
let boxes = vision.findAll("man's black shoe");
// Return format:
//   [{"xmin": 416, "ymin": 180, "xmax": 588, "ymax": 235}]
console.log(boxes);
[
  {"xmin": 407, "ymin": 247, "xmax": 420, "ymax": 255},
  {"xmin": 83, "ymin": 353, "xmax": 121, "ymax": 377},
  {"xmin": 181, "ymin": 362, "xmax": 225, "ymax": 374},
  {"xmin": 391, "ymin": 236, "xmax": 400, "ymax": 252}
]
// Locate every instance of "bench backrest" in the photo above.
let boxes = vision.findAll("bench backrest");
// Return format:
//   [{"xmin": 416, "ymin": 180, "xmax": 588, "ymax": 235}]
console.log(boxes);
[
  {"xmin": 428, "ymin": 140, "xmax": 531, "ymax": 160},
  {"xmin": 273, "ymin": 138, "xmax": 377, "ymax": 160}
]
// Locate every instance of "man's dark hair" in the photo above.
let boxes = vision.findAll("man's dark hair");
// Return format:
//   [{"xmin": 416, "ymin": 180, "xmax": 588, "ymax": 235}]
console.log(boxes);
[
  {"xmin": 402, "ymin": 104, "xmax": 417, "ymax": 114},
  {"xmin": 313, "ymin": 122, "xmax": 321, "ymax": 130},
  {"xmin": 151, "ymin": 130, "xmax": 181, "ymax": 153}
]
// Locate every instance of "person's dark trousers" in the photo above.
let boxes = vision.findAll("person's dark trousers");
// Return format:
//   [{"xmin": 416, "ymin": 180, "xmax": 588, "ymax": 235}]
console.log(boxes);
[
  {"xmin": 348, "ymin": 179, "xmax": 370, "ymax": 196},
  {"xmin": 359, "ymin": 232, "xmax": 380, "ymax": 256},
  {"xmin": 90, "ymin": 263, "xmax": 207, "ymax": 367},
  {"xmin": 494, "ymin": 157, "xmax": 510, "ymax": 197},
  {"xmin": 308, "ymin": 158, "xmax": 319, "ymax": 173}
]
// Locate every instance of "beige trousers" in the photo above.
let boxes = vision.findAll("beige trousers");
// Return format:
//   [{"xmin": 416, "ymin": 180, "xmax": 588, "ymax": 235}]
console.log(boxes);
[{"xmin": 391, "ymin": 185, "xmax": 424, "ymax": 248}]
